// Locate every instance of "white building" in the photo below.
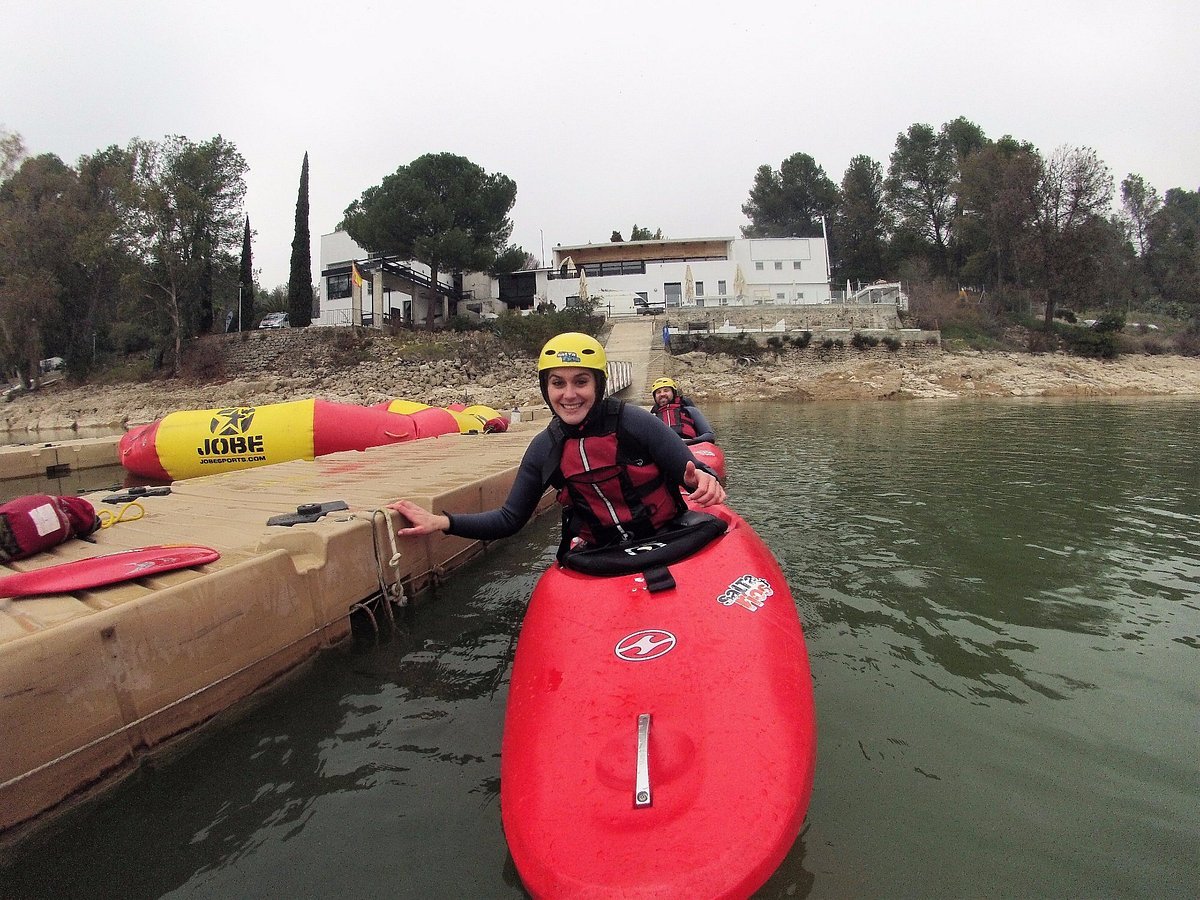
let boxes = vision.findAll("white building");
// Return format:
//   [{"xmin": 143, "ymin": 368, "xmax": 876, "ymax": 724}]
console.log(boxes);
[
  {"xmin": 316, "ymin": 231, "xmax": 460, "ymax": 328},
  {"xmin": 316, "ymin": 232, "xmax": 834, "ymax": 326},
  {"xmin": 501, "ymin": 236, "xmax": 832, "ymax": 316}
]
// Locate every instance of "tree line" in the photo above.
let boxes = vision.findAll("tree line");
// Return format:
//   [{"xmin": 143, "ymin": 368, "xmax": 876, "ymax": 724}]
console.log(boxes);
[
  {"xmin": 0, "ymin": 128, "xmax": 314, "ymax": 383},
  {"xmin": 742, "ymin": 116, "xmax": 1198, "ymax": 328},
  {"xmin": 2, "ymin": 117, "xmax": 1197, "ymax": 386}
]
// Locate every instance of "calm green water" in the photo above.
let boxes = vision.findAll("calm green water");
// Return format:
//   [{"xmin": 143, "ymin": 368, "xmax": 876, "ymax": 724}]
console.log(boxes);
[{"xmin": 2, "ymin": 398, "xmax": 1197, "ymax": 898}]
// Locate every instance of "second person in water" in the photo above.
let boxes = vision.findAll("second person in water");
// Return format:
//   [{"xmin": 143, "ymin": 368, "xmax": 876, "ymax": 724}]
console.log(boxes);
[
  {"xmin": 389, "ymin": 333, "xmax": 725, "ymax": 556},
  {"xmin": 650, "ymin": 377, "xmax": 716, "ymax": 445}
]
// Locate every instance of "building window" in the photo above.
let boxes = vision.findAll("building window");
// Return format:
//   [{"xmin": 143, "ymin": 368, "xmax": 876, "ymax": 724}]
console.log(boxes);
[
  {"xmin": 327, "ymin": 274, "xmax": 351, "ymax": 299},
  {"xmin": 695, "ymin": 281, "xmax": 704, "ymax": 296},
  {"xmin": 774, "ymin": 261, "xmax": 783, "ymax": 270},
  {"xmin": 574, "ymin": 260, "xmax": 646, "ymax": 278},
  {"xmin": 776, "ymin": 292, "xmax": 785, "ymax": 300},
  {"xmin": 755, "ymin": 261, "xmax": 764, "ymax": 271},
  {"xmin": 793, "ymin": 260, "xmax": 802, "ymax": 270},
  {"xmin": 717, "ymin": 280, "xmax": 726, "ymax": 295},
  {"xmin": 796, "ymin": 291, "xmax": 805, "ymax": 300},
  {"xmin": 565, "ymin": 294, "xmax": 581, "ymax": 308}
]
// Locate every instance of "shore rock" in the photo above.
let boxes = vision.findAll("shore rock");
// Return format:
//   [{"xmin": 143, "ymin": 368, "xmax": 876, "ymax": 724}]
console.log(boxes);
[{"xmin": 4, "ymin": 331, "xmax": 1200, "ymax": 435}]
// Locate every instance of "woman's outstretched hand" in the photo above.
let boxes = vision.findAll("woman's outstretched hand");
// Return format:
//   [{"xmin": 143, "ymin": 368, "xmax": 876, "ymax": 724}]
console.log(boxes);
[
  {"xmin": 387, "ymin": 499, "xmax": 450, "ymax": 536},
  {"xmin": 683, "ymin": 460, "xmax": 726, "ymax": 507}
]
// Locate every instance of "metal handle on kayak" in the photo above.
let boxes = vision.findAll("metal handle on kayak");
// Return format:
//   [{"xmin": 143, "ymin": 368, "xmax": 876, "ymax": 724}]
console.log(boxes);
[{"xmin": 635, "ymin": 713, "xmax": 652, "ymax": 808}]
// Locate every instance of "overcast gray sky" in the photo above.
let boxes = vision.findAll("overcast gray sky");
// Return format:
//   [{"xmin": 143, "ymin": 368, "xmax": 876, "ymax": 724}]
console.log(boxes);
[{"xmin": 3, "ymin": 0, "xmax": 1197, "ymax": 288}]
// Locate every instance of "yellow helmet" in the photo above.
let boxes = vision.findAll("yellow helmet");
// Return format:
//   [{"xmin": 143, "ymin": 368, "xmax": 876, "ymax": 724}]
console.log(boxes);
[
  {"xmin": 538, "ymin": 333, "xmax": 607, "ymax": 374},
  {"xmin": 651, "ymin": 377, "xmax": 678, "ymax": 394}
]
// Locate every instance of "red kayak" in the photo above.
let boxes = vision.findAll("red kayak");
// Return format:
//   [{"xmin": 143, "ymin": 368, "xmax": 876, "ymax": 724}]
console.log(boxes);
[
  {"xmin": 687, "ymin": 440, "xmax": 726, "ymax": 483},
  {"xmin": 501, "ymin": 504, "xmax": 816, "ymax": 898}
]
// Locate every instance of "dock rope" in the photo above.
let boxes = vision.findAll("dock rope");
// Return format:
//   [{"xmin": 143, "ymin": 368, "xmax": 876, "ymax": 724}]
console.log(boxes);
[
  {"xmin": 98, "ymin": 500, "xmax": 145, "ymax": 529},
  {"xmin": 350, "ymin": 507, "xmax": 407, "ymax": 635}
]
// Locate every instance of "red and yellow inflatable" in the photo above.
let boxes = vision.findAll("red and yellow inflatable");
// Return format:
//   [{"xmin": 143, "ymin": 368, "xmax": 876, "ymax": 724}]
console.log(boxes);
[{"xmin": 119, "ymin": 399, "xmax": 506, "ymax": 481}]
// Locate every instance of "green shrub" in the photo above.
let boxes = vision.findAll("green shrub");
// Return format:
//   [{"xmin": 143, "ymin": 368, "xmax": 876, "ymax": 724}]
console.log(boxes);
[
  {"xmin": 1174, "ymin": 323, "xmax": 1200, "ymax": 356},
  {"xmin": 693, "ymin": 335, "xmax": 765, "ymax": 357},
  {"xmin": 447, "ymin": 314, "xmax": 487, "ymax": 332},
  {"xmin": 489, "ymin": 308, "xmax": 604, "ymax": 355},
  {"xmin": 180, "ymin": 338, "xmax": 226, "ymax": 380},
  {"xmin": 1093, "ymin": 313, "xmax": 1126, "ymax": 334},
  {"xmin": 790, "ymin": 331, "xmax": 812, "ymax": 349},
  {"xmin": 1061, "ymin": 327, "xmax": 1119, "ymax": 359},
  {"xmin": 766, "ymin": 336, "xmax": 784, "ymax": 351},
  {"xmin": 850, "ymin": 332, "xmax": 880, "ymax": 349},
  {"xmin": 1027, "ymin": 329, "xmax": 1058, "ymax": 354},
  {"xmin": 882, "ymin": 335, "xmax": 902, "ymax": 351}
]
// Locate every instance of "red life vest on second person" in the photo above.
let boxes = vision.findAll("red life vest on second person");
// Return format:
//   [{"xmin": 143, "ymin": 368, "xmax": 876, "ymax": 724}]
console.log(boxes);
[
  {"xmin": 551, "ymin": 400, "xmax": 685, "ymax": 547},
  {"xmin": 653, "ymin": 399, "xmax": 699, "ymax": 440}
]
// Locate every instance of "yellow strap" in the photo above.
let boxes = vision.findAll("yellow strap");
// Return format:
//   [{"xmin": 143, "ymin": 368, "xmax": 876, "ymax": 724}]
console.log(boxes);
[{"xmin": 98, "ymin": 500, "xmax": 146, "ymax": 529}]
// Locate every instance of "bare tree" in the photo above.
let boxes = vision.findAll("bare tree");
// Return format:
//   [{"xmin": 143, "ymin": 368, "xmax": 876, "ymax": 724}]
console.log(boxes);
[
  {"xmin": 1032, "ymin": 146, "xmax": 1113, "ymax": 327},
  {"xmin": 0, "ymin": 126, "xmax": 26, "ymax": 183},
  {"xmin": 1119, "ymin": 174, "xmax": 1161, "ymax": 257}
]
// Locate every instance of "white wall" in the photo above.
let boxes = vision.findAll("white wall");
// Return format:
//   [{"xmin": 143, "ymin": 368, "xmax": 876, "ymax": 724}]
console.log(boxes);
[
  {"xmin": 541, "ymin": 237, "xmax": 832, "ymax": 314},
  {"xmin": 318, "ymin": 233, "xmax": 833, "ymax": 324}
]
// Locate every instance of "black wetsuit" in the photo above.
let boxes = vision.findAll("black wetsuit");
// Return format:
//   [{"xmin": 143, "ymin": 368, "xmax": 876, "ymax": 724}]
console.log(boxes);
[{"xmin": 446, "ymin": 401, "xmax": 714, "ymax": 542}]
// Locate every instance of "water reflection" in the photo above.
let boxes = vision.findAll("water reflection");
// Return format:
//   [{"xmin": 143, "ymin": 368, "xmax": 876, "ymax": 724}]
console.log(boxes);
[{"xmin": 0, "ymin": 464, "xmax": 128, "ymax": 504}]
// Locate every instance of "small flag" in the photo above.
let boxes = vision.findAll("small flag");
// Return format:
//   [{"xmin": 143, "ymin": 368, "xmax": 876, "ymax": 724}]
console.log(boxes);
[{"xmin": 351, "ymin": 262, "xmax": 363, "ymax": 288}]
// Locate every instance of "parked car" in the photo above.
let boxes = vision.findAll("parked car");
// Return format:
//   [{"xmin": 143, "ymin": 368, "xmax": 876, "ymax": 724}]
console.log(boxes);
[
  {"xmin": 634, "ymin": 297, "xmax": 665, "ymax": 316},
  {"xmin": 258, "ymin": 312, "xmax": 289, "ymax": 329}
]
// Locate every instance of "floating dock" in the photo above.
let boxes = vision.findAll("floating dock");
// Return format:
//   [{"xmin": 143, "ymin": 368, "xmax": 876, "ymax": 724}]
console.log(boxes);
[
  {"xmin": 0, "ymin": 320, "xmax": 665, "ymax": 843},
  {"xmin": 0, "ymin": 436, "xmax": 121, "ymax": 480},
  {"xmin": 0, "ymin": 415, "xmax": 554, "ymax": 841}
]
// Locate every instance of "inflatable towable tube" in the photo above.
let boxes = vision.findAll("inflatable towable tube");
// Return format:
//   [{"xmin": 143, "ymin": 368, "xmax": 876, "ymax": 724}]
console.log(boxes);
[{"xmin": 120, "ymin": 398, "xmax": 505, "ymax": 481}]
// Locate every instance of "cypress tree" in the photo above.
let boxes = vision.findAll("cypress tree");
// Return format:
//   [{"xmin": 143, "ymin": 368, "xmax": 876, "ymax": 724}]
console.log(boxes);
[
  {"xmin": 239, "ymin": 215, "xmax": 254, "ymax": 330},
  {"xmin": 287, "ymin": 152, "xmax": 312, "ymax": 327}
]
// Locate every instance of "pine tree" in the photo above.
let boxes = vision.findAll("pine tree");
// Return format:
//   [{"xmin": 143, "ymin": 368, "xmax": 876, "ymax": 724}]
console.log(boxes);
[
  {"xmin": 239, "ymin": 216, "xmax": 254, "ymax": 330},
  {"xmin": 287, "ymin": 152, "xmax": 312, "ymax": 327}
]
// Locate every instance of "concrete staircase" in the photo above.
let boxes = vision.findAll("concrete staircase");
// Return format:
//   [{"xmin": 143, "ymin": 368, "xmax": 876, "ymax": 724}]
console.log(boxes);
[{"xmin": 604, "ymin": 319, "xmax": 666, "ymax": 405}]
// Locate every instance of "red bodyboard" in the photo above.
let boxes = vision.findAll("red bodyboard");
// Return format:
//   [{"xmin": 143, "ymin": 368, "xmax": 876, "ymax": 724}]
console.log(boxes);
[
  {"xmin": 0, "ymin": 545, "xmax": 220, "ymax": 598},
  {"xmin": 500, "ymin": 503, "xmax": 816, "ymax": 898}
]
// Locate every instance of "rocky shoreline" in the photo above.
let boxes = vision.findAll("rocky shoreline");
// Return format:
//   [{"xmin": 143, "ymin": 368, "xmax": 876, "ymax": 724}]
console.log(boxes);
[{"xmin": 4, "ymin": 331, "xmax": 1200, "ymax": 435}]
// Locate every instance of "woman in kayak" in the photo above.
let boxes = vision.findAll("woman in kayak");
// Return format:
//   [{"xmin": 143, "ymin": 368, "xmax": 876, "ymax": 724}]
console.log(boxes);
[
  {"xmin": 389, "ymin": 332, "xmax": 725, "ymax": 554},
  {"xmin": 650, "ymin": 376, "xmax": 715, "ymax": 444}
]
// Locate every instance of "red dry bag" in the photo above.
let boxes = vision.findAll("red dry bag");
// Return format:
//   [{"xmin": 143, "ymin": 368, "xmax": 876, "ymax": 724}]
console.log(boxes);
[{"xmin": 0, "ymin": 494, "xmax": 101, "ymax": 562}]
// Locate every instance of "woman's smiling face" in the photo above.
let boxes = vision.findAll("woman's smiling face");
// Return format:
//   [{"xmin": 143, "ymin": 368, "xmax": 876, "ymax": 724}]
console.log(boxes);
[{"xmin": 545, "ymin": 367, "xmax": 597, "ymax": 425}]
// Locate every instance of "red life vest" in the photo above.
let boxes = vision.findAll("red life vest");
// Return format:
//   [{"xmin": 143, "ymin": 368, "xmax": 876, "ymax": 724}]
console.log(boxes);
[
  {"xmin": 549, "ymin": 400, "xmax": 685, "ymax": 547},
  {"xmin": 653, "ymin": 399, "xmax": 699, "ymax": 440}
]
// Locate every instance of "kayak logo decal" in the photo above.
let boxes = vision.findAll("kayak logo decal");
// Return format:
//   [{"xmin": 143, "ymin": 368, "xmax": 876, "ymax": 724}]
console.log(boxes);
[
  {"xmin": 614, "ymin": 629, "xmax": 676, "ymax": 661},
  {"xmin": 622, "ymin": 540, "xmax": 666, "ymax": 557},
  {"xmin": 717, "ymin": 575, "xmax": 773, "ymax": 612},
  {"xmin": 197, "ymin": 407, "xmax": 267, "ymax": 464}
]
